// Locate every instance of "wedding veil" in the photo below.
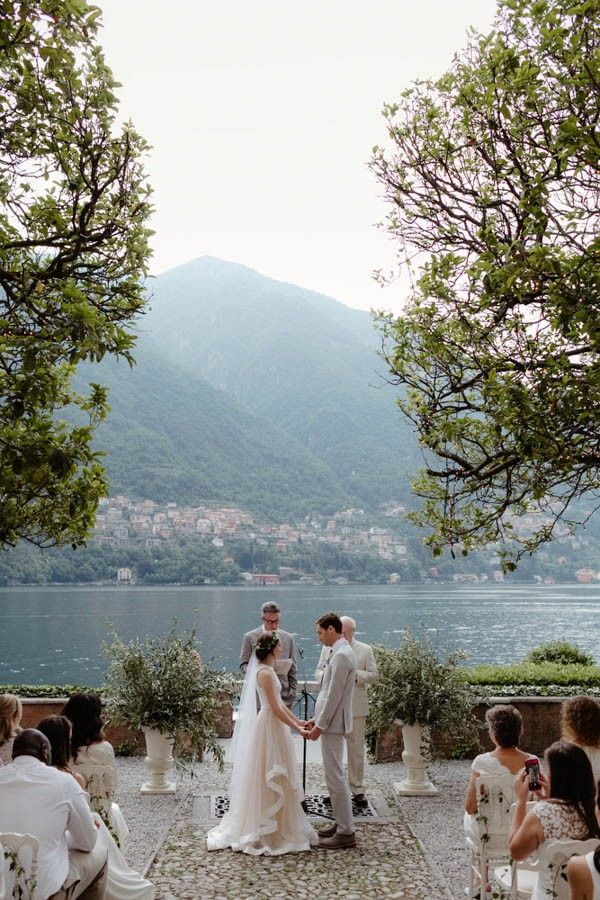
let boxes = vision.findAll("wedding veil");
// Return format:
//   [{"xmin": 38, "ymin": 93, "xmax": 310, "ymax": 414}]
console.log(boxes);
[{"xmin": 228, "ymin": 652, "xmax": 259, "ymax": 811}]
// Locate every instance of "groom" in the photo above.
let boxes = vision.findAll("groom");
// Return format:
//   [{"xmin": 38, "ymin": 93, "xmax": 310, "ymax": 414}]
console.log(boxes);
[{"xmin": 306, "ymin": 611, "xmax": 356, "ymax": 849}]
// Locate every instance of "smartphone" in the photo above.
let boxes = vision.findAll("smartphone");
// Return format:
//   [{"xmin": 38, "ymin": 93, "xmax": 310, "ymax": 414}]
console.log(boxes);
[{"xmin": 525, "ymin": 758, "xmax": 541, "ymax": 791}]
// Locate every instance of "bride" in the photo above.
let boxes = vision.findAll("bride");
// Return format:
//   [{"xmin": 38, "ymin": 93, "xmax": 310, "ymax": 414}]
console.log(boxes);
[{"xmin": 207, "ymin": 630, "xmax": 317, "ymax": 855}]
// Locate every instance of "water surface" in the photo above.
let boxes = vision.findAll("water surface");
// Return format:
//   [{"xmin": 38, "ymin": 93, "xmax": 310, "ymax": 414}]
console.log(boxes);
[{"xmin": 0, "ymin": 583, "xmax": 598, "ymax": 684}]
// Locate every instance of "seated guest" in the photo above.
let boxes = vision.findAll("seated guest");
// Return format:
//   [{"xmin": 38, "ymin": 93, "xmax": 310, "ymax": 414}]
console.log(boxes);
[
  {"xmin": 0, "ymin": 692, "xmax": 23, "ymax": 765},
  {"xmin": 561, "ymin": 696, "xmax": 600, "ymax": 782},
  {"xmin": 464, "ymin": 704, "xmax": 539, "ymax": 838},
  {"xmin": 37, "ymin": 716, "xmax": 86, "ymax": 788},
  {"xmin": 62, "ymin": 692, "xmax": 128, "ymax": 848},
  {"xmin": 567, "ymin": 781, "xmax": 600, "ymax": 900},
  {"xmin": 0, "ymin": 728, "xmax": 107, "ymax": 899},
  {"xmin": 510, "ymin": 741, "xmax": 600, "ymax": 900},
  {"xmin": 38, "ymin": 716, "xmax": 154, "ymax": 900}
]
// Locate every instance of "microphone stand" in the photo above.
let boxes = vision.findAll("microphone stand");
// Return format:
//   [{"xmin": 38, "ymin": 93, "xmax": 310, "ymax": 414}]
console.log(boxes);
[{"xmin": 296, "ymin": 646, "xmax": 311, "ymax": 792}]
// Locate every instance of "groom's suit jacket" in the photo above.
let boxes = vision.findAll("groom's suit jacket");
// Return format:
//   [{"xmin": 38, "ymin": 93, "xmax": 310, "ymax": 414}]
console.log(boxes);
[
  {"xmin": 314, "ymin": 639, "xmax": 356, "ymax": 734},
  {"xmin": 239, "ymin": 626, "xmax": 297, "ymax": 705}
]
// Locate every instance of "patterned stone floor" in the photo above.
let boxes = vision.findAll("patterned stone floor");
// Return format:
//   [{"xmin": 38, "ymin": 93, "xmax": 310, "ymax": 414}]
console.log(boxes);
[{"xmin": 117, "ymin": 756, "xmax": 470, "ymax": 899}]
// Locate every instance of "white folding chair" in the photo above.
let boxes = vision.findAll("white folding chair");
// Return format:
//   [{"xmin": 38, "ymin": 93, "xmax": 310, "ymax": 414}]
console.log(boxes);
[
  {"xmin": 0, "ymin": 832, "xmax": 39, "ymax": 900},
  {"xmin": 542, "ymin": 837, "xmax": 600, "ymax": 900},
  {"xmin": 491, "ymin": 801, "xmax": 538, "ymax": 900},
  {"xmin": 492, "ymin": 833, "xmax": 600, "ymax": 899},
  {"xmin": 70, "ymin": 762, "xmax": 120, "ymax": 842},
  {"xmin": 465, "ymin": 773, "xmax": 516, "ymax": 899}
]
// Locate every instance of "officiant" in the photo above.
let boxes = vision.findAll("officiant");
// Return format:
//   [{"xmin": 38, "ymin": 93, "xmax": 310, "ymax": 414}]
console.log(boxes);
[{"xmin": 239, "ymin": 601, "xmax": 298, "ymax": 708}]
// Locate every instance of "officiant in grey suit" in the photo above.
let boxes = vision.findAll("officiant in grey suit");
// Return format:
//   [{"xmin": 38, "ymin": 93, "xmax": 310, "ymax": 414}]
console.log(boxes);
[
  {"xmin": 306, "ymin": 611, "xmax": 356, "ymax": 849},
  {"xmin": 239, "ymin": 600, "xmax": 297, "ymax": 708}
]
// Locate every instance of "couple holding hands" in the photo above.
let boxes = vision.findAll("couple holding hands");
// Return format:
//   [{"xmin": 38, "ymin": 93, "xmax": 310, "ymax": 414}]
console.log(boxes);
[{"xmin": 206, "ymin": 611, "xmax": 357, "ymax": 855}]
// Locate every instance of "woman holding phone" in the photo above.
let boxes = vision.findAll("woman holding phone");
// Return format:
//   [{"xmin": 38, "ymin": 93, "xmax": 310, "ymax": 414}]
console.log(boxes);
[{"xmin": 510, "ymin": 741, "xmax": 600, "ymax": 900}]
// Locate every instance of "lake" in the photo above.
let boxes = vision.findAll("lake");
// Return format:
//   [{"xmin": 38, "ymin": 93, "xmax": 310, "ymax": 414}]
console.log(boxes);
[{"xmin": 0, "ymin": 582, "xmax": 599, "ymax": 685}]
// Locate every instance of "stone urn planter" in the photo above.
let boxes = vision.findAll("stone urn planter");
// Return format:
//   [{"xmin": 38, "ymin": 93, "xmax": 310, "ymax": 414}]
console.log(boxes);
[
  {"xmin": 102, "ymin": 624, "xmax": 233, "ymax": 790},
  {"xmin": 393, "ymin": 721, "xmax": 438, "ymax": 796},
  {"xmin": 368, "ymin": 631, "xmax": 478, "ymax": 798},
  {"xmin": 140, "ymin": 727, "xmax": 176, "ymax": 794}
]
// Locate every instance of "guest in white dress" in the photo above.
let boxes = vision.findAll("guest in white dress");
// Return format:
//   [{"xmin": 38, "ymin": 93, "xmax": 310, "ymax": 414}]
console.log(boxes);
[
  {"xmin": 510, "ymin": 740, "xmax": 600, "ymax": 900},
  {"xmin": 464, "ymin": 704, "xmax": 539, "ymax": 840},
  {"xmin": 62, "ymin": 691, "xmax": 129, "ymax": 848},
  {"xmin": 568, "ymin": 833, "xmax": 600, "ymax": 900},
  {"xmin": 567, "ymin": 779, "xmax": 600, "ymax": 900},
  {"xmin": 561, "ymin": 696, "xmax": 600, "ymax": 782},
  {"xmin": 37, "ymin": 714, "xmax": 154, "ymax": 899},
  {"xmin": 0, "ymin": 693, "xmax": 22, "ymax": 765}
]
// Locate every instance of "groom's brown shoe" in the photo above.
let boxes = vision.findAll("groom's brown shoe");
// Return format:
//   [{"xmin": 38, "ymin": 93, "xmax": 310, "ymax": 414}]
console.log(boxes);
[
  {"xmin": 317, "ymin": 823, "xmax": 337, "ymax": 839},
  {"xmin": 318, "ymin": 831, "xmax": 356, "ymax": 850}
]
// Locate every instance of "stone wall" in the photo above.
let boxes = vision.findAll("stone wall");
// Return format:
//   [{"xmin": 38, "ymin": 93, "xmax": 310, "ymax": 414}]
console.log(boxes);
[
  {"xmin": 20, "ymin": 691, "xmax": 234, "ymax": 754},
  {"xmin": 374, "ymin": 696, "xmax": 566, "ymax": 762}
]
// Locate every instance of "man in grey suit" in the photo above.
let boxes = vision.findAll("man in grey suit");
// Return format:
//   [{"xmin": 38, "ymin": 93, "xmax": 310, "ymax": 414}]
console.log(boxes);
[
  {"xmin": 315, "ymin": 615, "xmax": 378, "ymax": 808},
  {"xmin": 306, "ymin": 611, "xmax": 356, "ymax": 849},
  {"xmin": 239, "ymin": 601, "xmax": 297, "ymax": 708}
]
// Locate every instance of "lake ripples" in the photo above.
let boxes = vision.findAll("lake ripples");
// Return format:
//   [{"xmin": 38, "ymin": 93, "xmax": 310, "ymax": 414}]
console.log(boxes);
[{"xmin": 0, "ymin": 582, "xmax": 598, "ymax": 685}]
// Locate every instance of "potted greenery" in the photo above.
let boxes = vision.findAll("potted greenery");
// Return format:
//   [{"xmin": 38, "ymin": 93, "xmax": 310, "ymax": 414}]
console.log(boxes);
[
  {"xmin": 368, "ymin": 629, "xmax": 479, "ymax": 795},
  {"xmin": 102, "ymin": 623, "xmax": 232, "ymax": 794}
]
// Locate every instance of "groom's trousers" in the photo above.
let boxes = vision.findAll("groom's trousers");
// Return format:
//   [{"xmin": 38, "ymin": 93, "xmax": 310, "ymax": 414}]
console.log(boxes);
[{"xmin": 321, "ymin": 732, "xmax": 354, "ymax": 835}]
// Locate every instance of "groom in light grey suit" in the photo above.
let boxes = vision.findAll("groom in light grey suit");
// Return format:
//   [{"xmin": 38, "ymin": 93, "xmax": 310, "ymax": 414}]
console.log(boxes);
[{"xmin": 306, "ymin": 611, "xmax": 356, "ymax": 849}]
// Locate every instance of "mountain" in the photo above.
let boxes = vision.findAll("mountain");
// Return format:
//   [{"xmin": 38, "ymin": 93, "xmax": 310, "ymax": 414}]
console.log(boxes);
[
  {"xmin": 141, "ymin": 257, "xmax": 419, "ymax": 507},
  {"xmin": 76, "ymin": 340, "xmax": 353, "ymax": 519}
]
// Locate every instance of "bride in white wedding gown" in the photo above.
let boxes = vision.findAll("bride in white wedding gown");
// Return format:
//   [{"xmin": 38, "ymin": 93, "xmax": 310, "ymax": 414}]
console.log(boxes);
[{"xmin": 207, "ymin": 631, "xmax": 318, "ymax": 855}]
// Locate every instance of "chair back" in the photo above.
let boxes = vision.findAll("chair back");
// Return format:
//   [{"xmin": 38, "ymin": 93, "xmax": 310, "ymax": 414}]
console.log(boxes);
[
  {"xmin": 0, "ymin": 832, "xmax": 39, "ymax": 899},
  {"xmin": 543, "ymin": 837, "xmax": 600, "ymax": 900},
  {"xmin": 474, "ymin": 773, "xmax": 516, "ymax": 844},
  {"xmin": 70, "ymin": 762, "xmax": 112, "ymax": 818}
]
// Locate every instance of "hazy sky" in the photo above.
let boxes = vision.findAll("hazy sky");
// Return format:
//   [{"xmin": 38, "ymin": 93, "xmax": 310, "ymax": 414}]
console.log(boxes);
[{"xmin": 97, "ymin": 0, "xmax": 498, "ymax": 312}]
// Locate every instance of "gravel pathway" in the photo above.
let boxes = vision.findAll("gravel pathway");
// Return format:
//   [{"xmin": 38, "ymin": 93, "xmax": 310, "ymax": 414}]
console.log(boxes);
[{"xmin": 115, "ymin": 754, "xmax": 473, "ymax": 899}]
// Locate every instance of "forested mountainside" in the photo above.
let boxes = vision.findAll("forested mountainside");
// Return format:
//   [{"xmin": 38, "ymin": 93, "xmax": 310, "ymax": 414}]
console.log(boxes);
[{"xmin": 71, "ymin": 257, "xmax": 419, "ymax": 518}]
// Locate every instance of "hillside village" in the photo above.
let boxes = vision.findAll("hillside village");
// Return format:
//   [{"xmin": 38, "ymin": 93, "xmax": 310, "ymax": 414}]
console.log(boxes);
[
  {"xmin": 94, "ymin": 494, "xmax": 411, "ymax": 584},
  {"xmin": 92, "ymin": 494, "xmax": 600, "ymax": 587}
]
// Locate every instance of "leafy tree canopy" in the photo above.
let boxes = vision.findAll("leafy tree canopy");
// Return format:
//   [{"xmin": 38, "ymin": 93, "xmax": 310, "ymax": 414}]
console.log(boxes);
[
  {"xmin": 0, "ymin": 0, "xmax": 152, "ymax": 549},
  {"xmin": 371, "ymin": 0, "xmax": 600, "ymax": 568}
]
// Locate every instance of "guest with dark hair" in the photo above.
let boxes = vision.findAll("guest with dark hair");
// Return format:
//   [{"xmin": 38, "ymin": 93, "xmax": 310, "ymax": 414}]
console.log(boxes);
[
  {"xmin": 0, "ymin": 692, "xmax": 23, "ymax": 765},
  {"xmin": 561, "ymin": 696, "xmax": 600, "ymax": 782},
  {"xmin": 37, "ymin": 715, "xmax": 86, "ymax": 788},
  {"xmin": 510, "ymin": 741, "xmax": 600, "ymax": 900},
  {"xmin": 464, "ymin": 704, "xmax": 539, "ymax": 836},
  {"xmin": 567, "ymin": 781, "xmax": 600, "ymax": 899},
  {"xmin": 37, "ymin": 716, "xmax": 154, "ymax": 899},
  {"xmin": 62, "ymin": 692, "xmax": 128, "ymax": 848},
  {"xmin": 62, "ymin": 692, "xmax": 105, "ymax": 759}
]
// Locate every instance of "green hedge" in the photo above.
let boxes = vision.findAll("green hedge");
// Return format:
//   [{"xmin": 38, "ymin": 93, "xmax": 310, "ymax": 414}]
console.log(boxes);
[
  {"xmin": 464, "ymin": 663, "xmax": 600, "ymax": 686},
  {"xmin": 5, "ymin": 664, "xmax": 600, "ymax": 701},
  {"xmin": 459, "ymin": 663, "xmax": 600, "ymax": 697},
  {"xmin": 0, "ymin": 684, "xmax": 93, "ymax": 698}
]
